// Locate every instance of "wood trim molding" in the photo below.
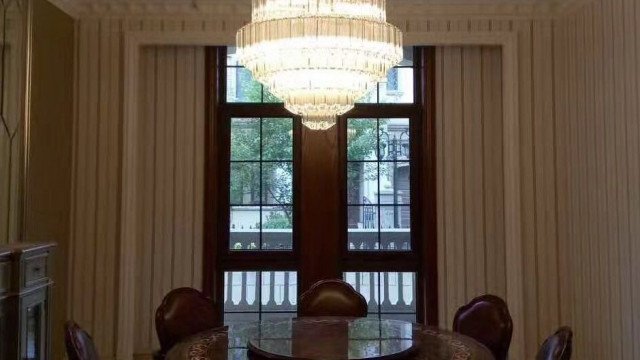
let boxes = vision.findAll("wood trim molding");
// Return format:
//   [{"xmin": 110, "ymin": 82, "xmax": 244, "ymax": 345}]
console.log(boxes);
[
  {"xmin": 48, "ymin": 0, "xmax": 588, "ymax": 19},
  {"xmin": 119, "ymin": 29, "xmax": 524, "ymax": 359}
]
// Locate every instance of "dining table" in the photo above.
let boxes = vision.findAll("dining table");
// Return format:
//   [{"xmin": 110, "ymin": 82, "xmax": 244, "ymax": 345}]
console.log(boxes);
[{"xmin": 165, "ymin": 317, "xmax": 494, "ymax": 360}]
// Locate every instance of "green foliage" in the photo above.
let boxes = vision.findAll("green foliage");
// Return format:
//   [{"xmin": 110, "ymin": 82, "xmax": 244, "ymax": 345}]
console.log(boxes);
[
  {"xmin": 347, "ymin": 119, "xmax": 379, "ymax": 160},
  {"xmin": 262, "ymin": 211, "xmax": 291, "ymax": 229}
]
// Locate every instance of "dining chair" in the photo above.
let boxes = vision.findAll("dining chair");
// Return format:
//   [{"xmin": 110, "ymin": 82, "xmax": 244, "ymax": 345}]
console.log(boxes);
[
  {"xmin": 536, "ymin": 327, "xmax": 573, "ymax": 360},
  {"xmin": 298, "ymin": 279, "xmax": 368, "ymax": 317},
  {"xmin": 453, "ymin": 294, "xmax": 513, "ymax": 360},
  {"xmin": 155, "ymin": 287, "xmax": 220, "ymax": 358},
  {"xmin": 64, "ymin": 321, "xmax": 100, "ymax": 360}
]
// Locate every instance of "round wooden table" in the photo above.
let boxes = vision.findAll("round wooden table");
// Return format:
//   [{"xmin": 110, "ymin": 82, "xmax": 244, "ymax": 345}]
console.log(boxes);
[{"xmin": 165, "ymin": 317, "xmax": 494, "ymax": 360}]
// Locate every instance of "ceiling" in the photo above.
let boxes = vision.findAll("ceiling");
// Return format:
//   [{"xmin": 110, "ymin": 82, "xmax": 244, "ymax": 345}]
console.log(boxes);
[{"xmin": 48, "ymin": 0, "xmax": 581, "ymax": 18}]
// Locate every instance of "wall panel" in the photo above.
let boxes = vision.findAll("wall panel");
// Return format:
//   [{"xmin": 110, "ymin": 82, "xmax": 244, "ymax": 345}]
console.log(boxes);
[
  {"xmin": 24, "ymin": 1, "xmax": 75, "ymax": 358},
  {"xmin": 0, "ymin": 0, "xmax": 29, "ymax": 246},
  {"xmin": 135, "ymin": 45, "xmax": 206, "ymax": 355},
  {"xmin": 435, "ymin": 45, "xmax": 507, "ymax": 325},
  {"xmin": 554, "ymin": 0, "xmax": 640, "ymax": 358}
]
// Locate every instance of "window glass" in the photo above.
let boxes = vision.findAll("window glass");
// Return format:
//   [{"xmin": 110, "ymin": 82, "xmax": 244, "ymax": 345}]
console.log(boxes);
[
  {"xmin": 230, "ymin": 118, "xmax": 294, "ymax": 251},
  {"xmin": 356, "ymin": 48, "xmax": 414, "ymax": 104},
  {"xmin": 347, "ymin": 119, "xmax": 411, "ymax": 251},
  {"xmin": 226, "ymin": 48, "xmax": 283, "ymax": 103},
  {"xmin": 344, "ymin": 272, "xmax": 417, "ymax": 321},
  {"xmin": 224, "ymin": 271, "xmax": 298, "ymax": 325}
]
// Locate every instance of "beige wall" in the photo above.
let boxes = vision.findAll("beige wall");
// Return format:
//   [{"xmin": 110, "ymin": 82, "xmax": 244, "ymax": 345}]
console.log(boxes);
[
  {"xmin": 430, "ymin": 19, "xmax": 561, "ymax": 359},
  {"xmin": 68, "ymin": 15, "xmax": 566, "ymax": 359},
  {"xmin": 554, "ymin": 0, "xmax": 640, "ymax": 358},
  {"xmin": 133, "ymin": 45, "xmax": 206, "ymax": 356},
  {"xmin": 435, "ymin": 45, "xmax": 507, "ymax": 327},
  {"xmin": 24, "ymin": 0, "xmax": 75, "ymax": 358}
]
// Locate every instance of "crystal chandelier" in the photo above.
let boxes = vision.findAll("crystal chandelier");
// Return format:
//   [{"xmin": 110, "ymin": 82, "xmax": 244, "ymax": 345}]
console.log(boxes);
[{"xmin": 236, "ymin": 0, "xmax": 403, "ymax": 130}]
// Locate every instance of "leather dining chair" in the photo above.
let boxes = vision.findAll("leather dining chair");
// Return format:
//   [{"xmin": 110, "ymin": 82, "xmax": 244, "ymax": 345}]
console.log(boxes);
[
  {"xmin": 453, "ymin": 294, "xmax": 513, "ymax": 360},
  {"xmin": 155, "ymin": 287, "xmax": 220, "ymax": 358},
  {"xmin": 65, "ymin": 321, "xmax": 100, "ymax": 360},
  {"xmin": 536, "ymin": 327, "xmax": 573, "ymax": 360},
  {"xmin": 298, "ymin": 279, "xmax": 368, "ymax": 317}
]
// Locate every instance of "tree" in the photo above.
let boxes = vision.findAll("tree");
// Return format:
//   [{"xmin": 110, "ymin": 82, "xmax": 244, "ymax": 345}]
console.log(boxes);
[{"xmin": 230, "ymin": 69, "xmax": 381, "ymax": 229}]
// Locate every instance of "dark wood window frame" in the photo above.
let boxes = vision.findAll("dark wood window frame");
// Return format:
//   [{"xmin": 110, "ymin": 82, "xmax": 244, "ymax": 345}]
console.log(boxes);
[{"xmin": 203, "ymin": 46, "xmax": 438, "ymax": 326}]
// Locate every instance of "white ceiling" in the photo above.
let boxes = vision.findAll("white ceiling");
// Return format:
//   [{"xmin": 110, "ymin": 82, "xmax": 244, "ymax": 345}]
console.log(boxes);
[{"xmin": 48, "ymin": 0, "xmax": 580, "ymax": 18}]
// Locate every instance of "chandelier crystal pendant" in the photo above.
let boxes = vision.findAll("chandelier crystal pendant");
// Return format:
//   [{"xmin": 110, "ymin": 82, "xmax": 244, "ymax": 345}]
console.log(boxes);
[{"xmin": 236, "ymin": 0, "xmax": 404, "ymax": 130}]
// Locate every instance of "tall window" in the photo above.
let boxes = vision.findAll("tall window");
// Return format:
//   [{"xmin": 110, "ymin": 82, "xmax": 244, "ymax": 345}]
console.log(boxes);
[
  {"xmin": 340, "ymin": 49, "xmax": 422, "ymax": 321},
  {"xmin": 212, "ymin": 48, "xmax": 301, "ymax": 325},
  {"xmin": 205, "ymin": 47, "xmax": 437, "ymax": 326}
]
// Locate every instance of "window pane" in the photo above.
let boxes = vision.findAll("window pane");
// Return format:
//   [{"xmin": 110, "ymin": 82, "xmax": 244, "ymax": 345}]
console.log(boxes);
[
  {"xmin": 231, "ymin": 118, "xmax": 260, "ymax": 161},
  {"xmin": 399, "ymin": 48, "xmax": 414, "ymax": 66},
  {"xmin": 379, "ymin": 67, "xmax": 414, "ymax": 104},
  {"xmin": 262, "ymin": 162, "xmax": 293, "ymax": 205},
  {"xmin": 230, "ymin": 207, "xmax": 260, "ymax": 250},
  {"xmin": 262, "ymin": 206, "xmax": 292, "ymax": 250},
  {"xmin": 224, "ymin": 271, "xmax": 297, "ymax": 325},
  {"xmin": 344, "ymin": 272, "xmax": 379, "ymax": 313},
  {"xmin": 348, "ymin": 162, "xmax": 378, "ymax": 205},
  {"xmin": 379, "ymin": 162, "xmax": 410, "ymax": 205},
  {"xmin": 262, "ymin": 118, "xmax": 293, "ymax": 161},
  {"xmin": 379, "ymin": 118, "xmax": 410, "ymax": 161},
  {"xmin": 344, "ymin": 272, "xmax": 416, "ymax": 319},
  {"xmin": 380, "ymin": 206, "xmax": 410, "ymax": 250},
  {"xmin": 354, "ymin": 47, "xmax": 413, "ymax": 104},
  {"xmin": 380, "ymin": 272, "xmax": 417, "ymax": 313},
  {"xmin": 348, "ymin": 206, "xmax": 379, "ymax": 250},
  {"xmin": 230, "ymin": 162, "xmax": 260, "ymax": 205},
  {"xmin": 261, "ymin": 271, "xmax": 297, "ymax": 312},
  {"xmin": 227, "ymin": 67, "xmax": 262, "ymax": 103},
  {"xmin": 356, "ymin": 86, "xmax": 378, "ymax": 104},
  {"xmin": 347, "ymin": 118, "xmax": 378, "ymax": 161},
  {"xmin": 224, "ymin": 271, "xmax": 260, "ymax": 314},
  {"xmin": 263, "ymin": 87, "xmax": 282, "ymax": 103},
  {"xmin": 227, "ymin": 46, "xmax": 240, "ymax": 66},
  {"xmin": 348, "ymin": 118, "xmax": 411, "ymax": 253},
  {"xmin": 230, "ymin": 118, "xmax": 295, "ymax": 252}
]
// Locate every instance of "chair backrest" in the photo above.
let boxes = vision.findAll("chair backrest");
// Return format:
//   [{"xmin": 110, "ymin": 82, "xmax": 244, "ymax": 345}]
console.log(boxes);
[
  {"xmin": 453, "ymin": 294, "xmax": 513, "ymax": 360},
  {"xmin": 64, "ymin": 321, "xmax": 99, "ymax": 360},
  {"xmin": 155, "ymin": 287, "xmax": 219, "ymax": 355},
  {"xmin": 536, "ymin": 327, "xmax": 573, "ymax": 360},
  {"xmin": 298, "ymin": 279, "xmax": 368, "ymax": 317}
]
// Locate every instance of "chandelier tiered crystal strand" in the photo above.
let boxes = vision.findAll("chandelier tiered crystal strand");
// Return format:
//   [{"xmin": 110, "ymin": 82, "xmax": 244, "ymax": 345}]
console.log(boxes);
[{"xmin": 236, "ymin": 0, "xmax": 403, "ymax": 130}]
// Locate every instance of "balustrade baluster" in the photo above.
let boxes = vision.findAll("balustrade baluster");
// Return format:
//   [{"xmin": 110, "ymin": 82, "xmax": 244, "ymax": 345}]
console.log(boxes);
[
  {"xmin": 225, "ymin": 272, "xmax": 233, "ymax": 307},
  {"xmin": 381, "ymin": 272, "xmax": 391, "ymax": 308},
  {"xmin": 283, "ymin": 272, "xmax": 292, "ymax": 310},
  {"xmin": 266, "ymin": 272, "xmax": 277, "ymax": 309},
  {"xmin": 240, "ymin": 272, "xmax": 249, "ymax": 307},
  {"xmin": 254, "ymin": 272, "xmax": 260, "ymax": 309},
  {"xmin": 368, "ymin": 272, "xmax": 376, "ymax": 312},
  {"xmin": 398, "ymin": 272, "xmax": 406, "ymax": 310}
]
